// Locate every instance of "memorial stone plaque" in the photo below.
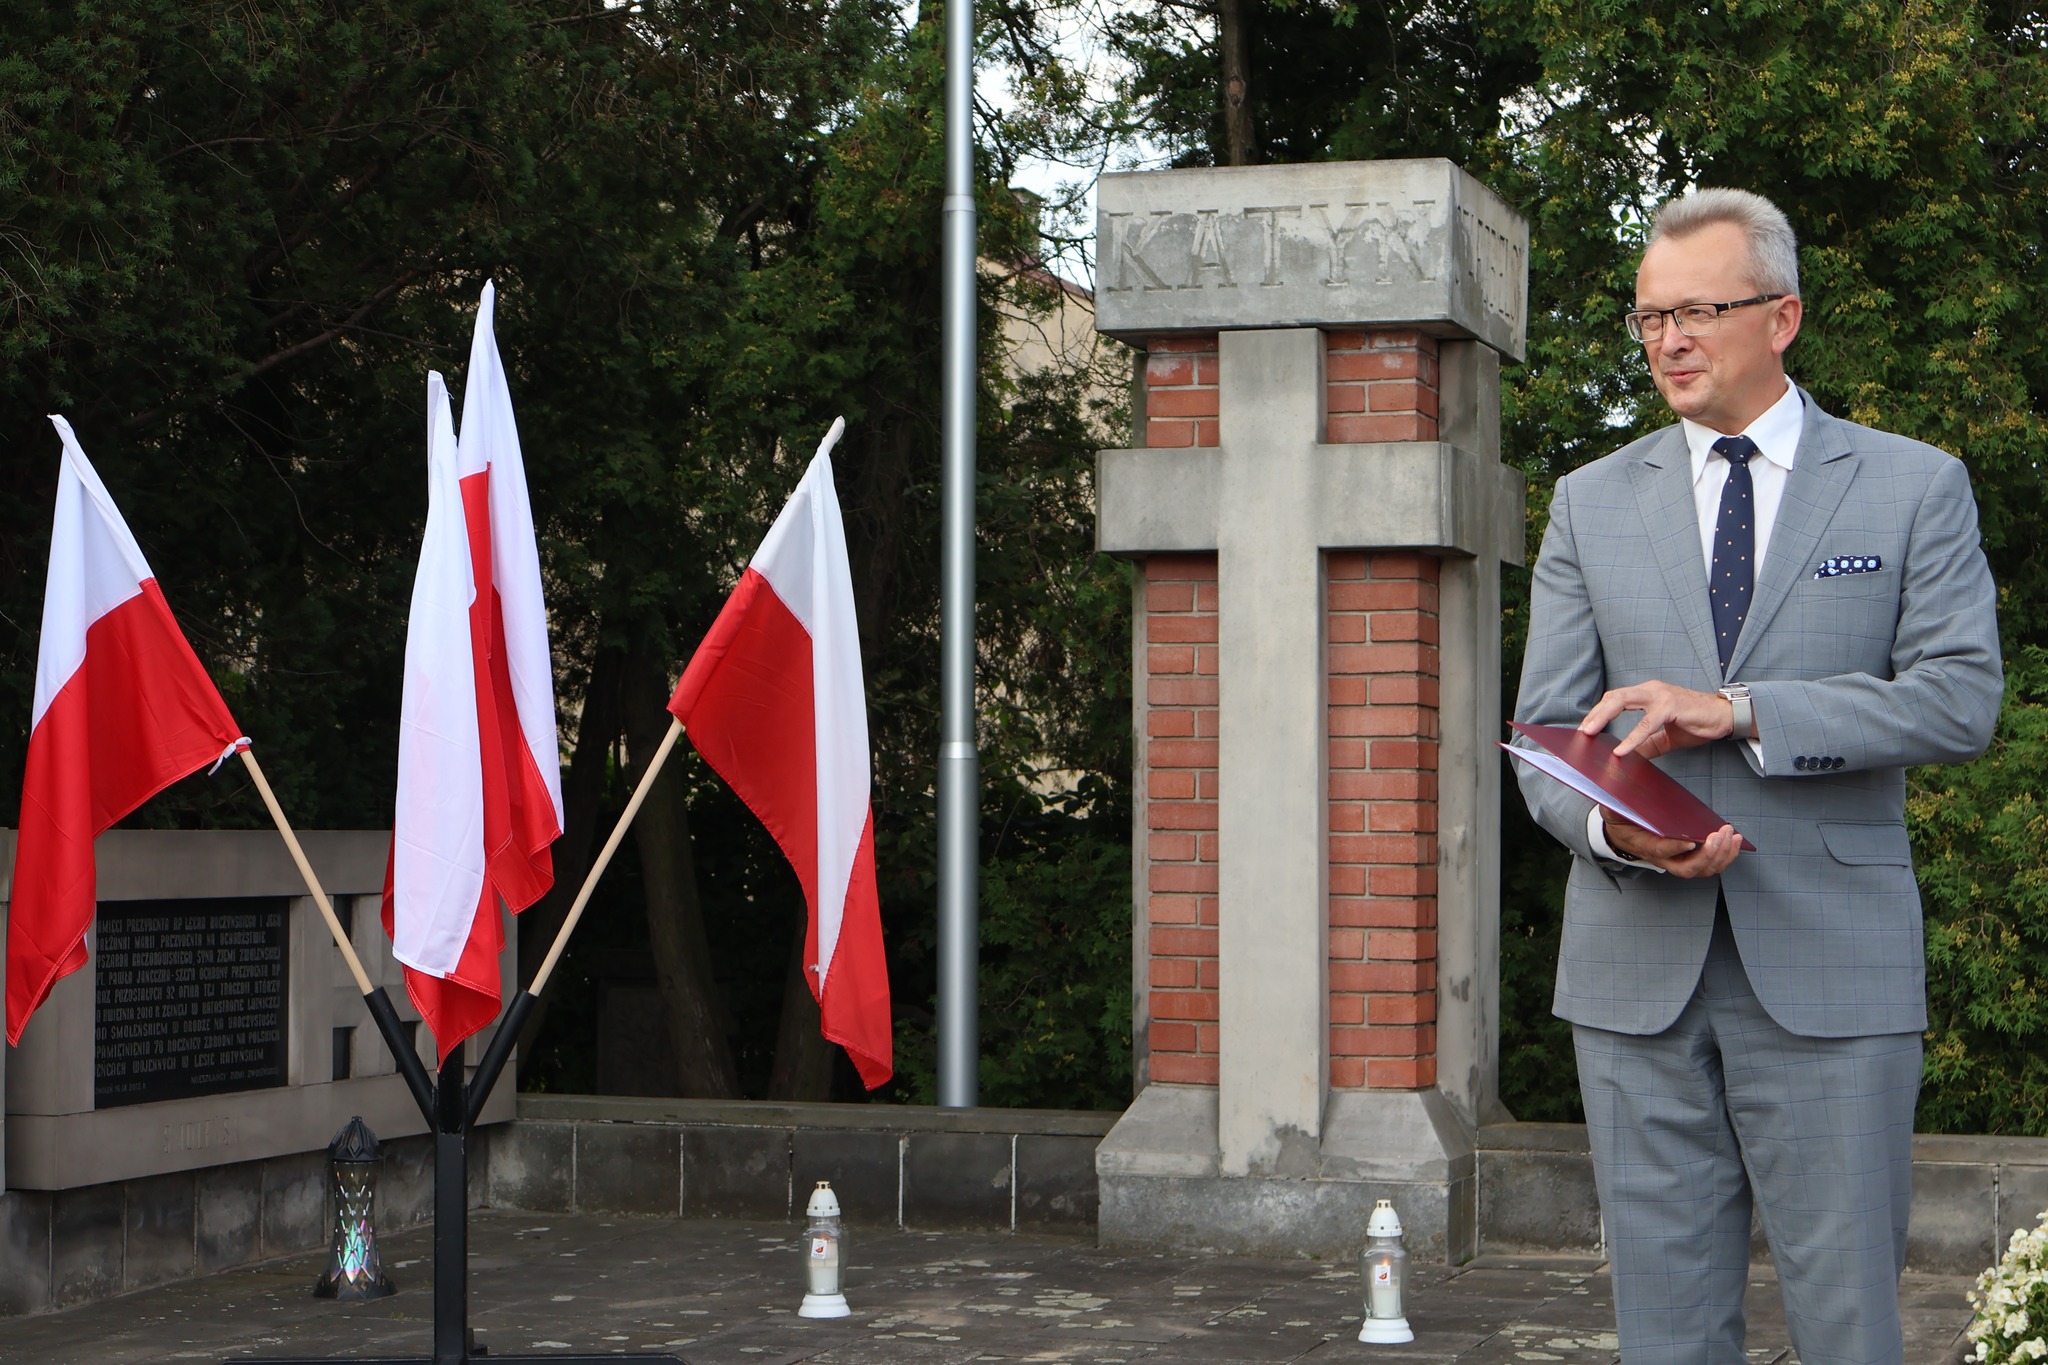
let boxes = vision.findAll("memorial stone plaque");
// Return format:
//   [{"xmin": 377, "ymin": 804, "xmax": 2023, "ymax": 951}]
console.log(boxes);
[{"xmin": 93, "ymin": 897, "xmax": 290, "ymax": 1108}]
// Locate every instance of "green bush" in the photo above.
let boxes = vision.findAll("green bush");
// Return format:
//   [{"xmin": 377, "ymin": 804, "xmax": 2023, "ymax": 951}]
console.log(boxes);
[{"xmin": 1915, "ymin": 646, "xmax": 2048, "ymax": 1135}]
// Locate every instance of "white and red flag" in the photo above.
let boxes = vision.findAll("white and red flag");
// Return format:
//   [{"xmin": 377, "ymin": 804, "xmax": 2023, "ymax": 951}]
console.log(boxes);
[
  {"xmin": 8, "ymin": 417, "xmax": 244, "ymax": 1044},
  {"xmin": 668, "ymin": 418, "xmax": 892, "ymax": 1088},
  {"xmin": 383, "ymin": 284, "xmax": 562, "ymax": 1060}
]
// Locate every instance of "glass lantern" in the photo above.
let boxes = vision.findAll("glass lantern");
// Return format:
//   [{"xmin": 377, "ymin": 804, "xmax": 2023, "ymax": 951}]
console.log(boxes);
[
  {"xmin": 1357, "ymin": 1197, "xmax": 1412, "ymax": 1343},
  {"xmin": 314, "ymin": 1115, "xmax": 395, "ymax": 1300},
  {"xmin": 798, "ymin": 1180, "xmax": 850, "ymax": 1318}
]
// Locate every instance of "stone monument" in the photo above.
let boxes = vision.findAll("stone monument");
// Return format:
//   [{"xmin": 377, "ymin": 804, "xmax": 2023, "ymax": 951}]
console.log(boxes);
[
  {"xmin": 1091, "ymin": 159, "xmax": 1528, "ymax": 1261},
  {"xmin": 0, "ymin": 828, "xmax": 515, "ymax": 1311}
]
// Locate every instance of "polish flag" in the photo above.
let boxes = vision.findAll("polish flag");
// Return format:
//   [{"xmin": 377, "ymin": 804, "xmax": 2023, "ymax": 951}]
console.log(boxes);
[
  {"xmin": 8, "ymin": 418, "xmax": 244, "ymax": 1044},
  {"xmin": 461, "ymin": 281, "xmax": 563, "ymax": 911},
  {"xmin": 384, "ymin": 290, "xmax": 562, "ymax": 1060},
  {"xmin": 668, "ymin": 419, "xmax": 892, "ymax": 1088}
]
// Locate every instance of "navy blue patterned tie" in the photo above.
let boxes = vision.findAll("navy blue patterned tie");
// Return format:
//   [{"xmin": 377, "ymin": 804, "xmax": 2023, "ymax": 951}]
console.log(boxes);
[{"xmin": 1710, "ymin": 435, "xmax": 1757, "ymax": 675}]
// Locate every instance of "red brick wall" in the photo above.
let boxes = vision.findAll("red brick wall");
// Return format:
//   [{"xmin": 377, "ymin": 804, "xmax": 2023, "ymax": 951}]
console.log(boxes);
[
  {"xmin": 1142, "ymin": 553, "xmax": 1220, "ymax": 1085},
  {"xmin": 1326, "ymin": 551, "xmax": 1441, "ymax": 1090},
  {"xmin": 1137, "ymin": 333, "xmax": 1223, "ymax": 1086},
  {"xmin": 1131, "ymin": 329, "xmax": 1444, "ymax": 1094},
  {"xmin": 1325, "ymin": 330, "xmax": 1440, "ymax": 443},
  {"xmin": 1143, "ymin": 337, "xmax": 1220, "ymax": 448}
]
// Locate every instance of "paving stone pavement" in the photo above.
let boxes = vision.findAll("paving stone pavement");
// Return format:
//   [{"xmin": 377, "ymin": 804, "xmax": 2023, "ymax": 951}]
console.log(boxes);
[{"xmin": 0, "ymin": 1212, "xmax": 1978, "ymax": 1364}]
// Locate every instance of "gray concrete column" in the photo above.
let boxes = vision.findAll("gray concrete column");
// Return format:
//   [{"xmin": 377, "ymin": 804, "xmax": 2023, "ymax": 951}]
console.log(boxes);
[
  {"xmin": 1215, "ymin": 329, "xmax": 1329, "ymax": 1176},
  {"xmin": 1436, "ymin": 341, "xmax": 1511, "ymax": 1129}
]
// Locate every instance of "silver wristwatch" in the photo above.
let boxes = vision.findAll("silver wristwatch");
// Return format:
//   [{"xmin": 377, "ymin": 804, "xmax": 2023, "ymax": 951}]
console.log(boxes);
[{"xmin": 1718, "ymin": 682, "xmax": 1756, "ymax": 740}]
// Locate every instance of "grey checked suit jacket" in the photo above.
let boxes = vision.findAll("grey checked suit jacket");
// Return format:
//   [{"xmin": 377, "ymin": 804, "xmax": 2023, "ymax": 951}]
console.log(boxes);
[{"xmin": 1513, "ymin": 391, "xmax": 2002, "ymax": 1039}]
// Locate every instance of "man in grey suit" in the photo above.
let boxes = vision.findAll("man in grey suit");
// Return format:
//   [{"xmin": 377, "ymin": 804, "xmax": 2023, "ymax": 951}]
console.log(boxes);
[{"xmin": 1513, "ymin": 187, "xmax": 2002, "ymax": 1364}]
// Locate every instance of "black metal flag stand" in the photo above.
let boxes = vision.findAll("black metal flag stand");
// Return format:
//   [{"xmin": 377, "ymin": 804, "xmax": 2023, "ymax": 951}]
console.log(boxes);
[
  {"xmin": 238, "ymin": 726, "xmax": 697, "ymax": 1364},
  {"xmin": 252, "ymin": 989, "xmax": 687, "ymax": 1365}
]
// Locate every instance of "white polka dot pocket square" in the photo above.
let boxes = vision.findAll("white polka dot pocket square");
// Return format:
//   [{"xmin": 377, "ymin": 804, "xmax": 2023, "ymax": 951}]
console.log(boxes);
[{"xmin": 1814, "ymin": 554, "xmax": 1883, "ymax": 579}]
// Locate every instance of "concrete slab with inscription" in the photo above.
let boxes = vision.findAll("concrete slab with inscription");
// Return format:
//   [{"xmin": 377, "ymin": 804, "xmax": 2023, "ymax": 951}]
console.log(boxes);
[
  {"xmin": 0, "ymin": 1211, "xmax": 1976, "ymax": 1363},
  {"xmin": 1095, "ymin": 159, "xmax": 1527, "ymax": 358},
  {"xmin": 3, "ymin": 830, "xmax": 513, "ymax": 1195}
]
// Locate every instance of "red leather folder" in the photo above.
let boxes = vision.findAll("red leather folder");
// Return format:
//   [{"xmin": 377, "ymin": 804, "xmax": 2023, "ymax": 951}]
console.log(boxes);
[{"xmin": 1502, "ymin": 721, "xmax": 1757, "ymax": 852}]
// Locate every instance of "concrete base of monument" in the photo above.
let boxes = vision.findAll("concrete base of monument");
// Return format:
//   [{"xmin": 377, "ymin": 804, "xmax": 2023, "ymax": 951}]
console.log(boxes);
[{"xmin": 1095, "ymin": 1083, "xmax": 1476, "ymax": 1263}]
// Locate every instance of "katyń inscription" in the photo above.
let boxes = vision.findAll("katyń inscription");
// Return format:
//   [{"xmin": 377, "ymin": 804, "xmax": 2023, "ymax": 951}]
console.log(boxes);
[
  {"xmin": 1094, "ymin": 159, "xmax": 1527, "ymax": 360},
  {"xmin": 94, "ymin": 897, "xmax": 289, "ymax": 1108}
]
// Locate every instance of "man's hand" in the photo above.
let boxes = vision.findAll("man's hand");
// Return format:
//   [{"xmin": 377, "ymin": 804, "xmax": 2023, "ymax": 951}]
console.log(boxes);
[
  {"xmin": 1579, "ymin": 680, "xmax": 1735, "ymax": 759},
  {"xmin": 1602, "ymin": 809, "xmax": 1743, "ymax": 877}
]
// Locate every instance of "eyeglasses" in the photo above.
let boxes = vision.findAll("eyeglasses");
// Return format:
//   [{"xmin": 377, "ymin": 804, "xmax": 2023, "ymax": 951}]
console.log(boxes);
[{"xmin": 1624, "ymin": 294, "xmax": 1786, "ymax": 342}]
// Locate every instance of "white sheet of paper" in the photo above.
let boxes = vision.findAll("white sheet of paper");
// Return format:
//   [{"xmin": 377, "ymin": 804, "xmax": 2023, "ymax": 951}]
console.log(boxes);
[{"xmin": 1501, "ymin": 742, "xmax": 1661, "ymax": 836}]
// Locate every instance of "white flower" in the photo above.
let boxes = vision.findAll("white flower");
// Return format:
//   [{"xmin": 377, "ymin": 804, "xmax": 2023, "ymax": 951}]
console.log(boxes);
[{"xmin": 1964, "ymin": 1213, "xmax": 2048, "ymax": 1363}]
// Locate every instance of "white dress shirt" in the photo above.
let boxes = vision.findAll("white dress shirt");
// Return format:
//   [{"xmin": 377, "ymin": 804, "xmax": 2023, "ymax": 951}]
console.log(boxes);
[
  {"xmin": 1587, "ymin": 380, "xmax": 1804, "ymax": 866},
  {"xmin": 1683, "ymin": 381, "xmax": 1804, "ymax": 578}
]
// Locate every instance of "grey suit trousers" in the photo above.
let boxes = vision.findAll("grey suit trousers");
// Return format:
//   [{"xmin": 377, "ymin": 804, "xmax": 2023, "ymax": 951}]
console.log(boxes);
[{"xmin": 1573, "ymin": 907, "xmax": 1921, "ymax": 1365}]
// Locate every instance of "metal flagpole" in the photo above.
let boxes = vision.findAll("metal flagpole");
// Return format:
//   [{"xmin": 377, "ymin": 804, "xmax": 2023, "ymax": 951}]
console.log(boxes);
[{"xmin": 936, "ymin": 0, "xmax": 980, "ymax": 1109}]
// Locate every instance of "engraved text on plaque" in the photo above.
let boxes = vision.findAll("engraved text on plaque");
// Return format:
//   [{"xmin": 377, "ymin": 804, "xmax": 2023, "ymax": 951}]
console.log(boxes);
[{"xmin": 94, "ymin": 898, "xmax": 289, "ymax": 1108}]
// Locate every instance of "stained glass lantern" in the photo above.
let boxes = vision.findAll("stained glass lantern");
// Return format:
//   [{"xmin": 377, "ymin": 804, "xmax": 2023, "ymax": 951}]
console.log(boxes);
[{"xmin": 314, "ymin": 1115, "xmax": 396, "ymax": 1300}]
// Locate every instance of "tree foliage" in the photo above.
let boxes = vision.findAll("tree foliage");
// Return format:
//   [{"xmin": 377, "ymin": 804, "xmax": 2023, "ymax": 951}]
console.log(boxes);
[
  {"xmin": 1916, "ymin": 649, "xmax": 2048, "ymax": 1134},
  {"xmin": 1109, "ymin": 0, "xmax": 1535, "ymax": 170},
  {"xmin": 1482, "ymin": 0, "xmax": 2048, "ymax": 1131},
  {"xmin": 17, "ymin": 0, "xmax": 2048, "ymax": 1129},
  {"xmin": 1, "ymin": 0, "xmax": 1134, "ymax": 1107},
  {"xmin": 1103, "ymin": 0, "xmax": 2048, "ymax": 1128},
  {"xmin": 1, "ymin": 0, "xmax": 894, "ymax": 824}
]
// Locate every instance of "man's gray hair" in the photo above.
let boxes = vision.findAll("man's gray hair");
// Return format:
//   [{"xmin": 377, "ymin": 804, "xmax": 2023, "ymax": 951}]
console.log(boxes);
[{"xmin": 1647, "ymin": 188, "xmax": 1800, "ymax": 297}]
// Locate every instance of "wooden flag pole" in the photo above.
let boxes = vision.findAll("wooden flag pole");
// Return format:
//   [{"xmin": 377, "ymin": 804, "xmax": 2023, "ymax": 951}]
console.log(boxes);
[
  {"xmin": 237, "ymin": 747, "xmax": 376, "ymax": 996},
  {"xmin": 527, "ymin": 716, "xmax": 685, "ymax": 999},
  {"xmin": 463, "ymin": 719, "xmax": 685, "ymax": 1130},
  {"xmin": 239, "ymin": 746, "xmax": 434, "ymax": 1120}
]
